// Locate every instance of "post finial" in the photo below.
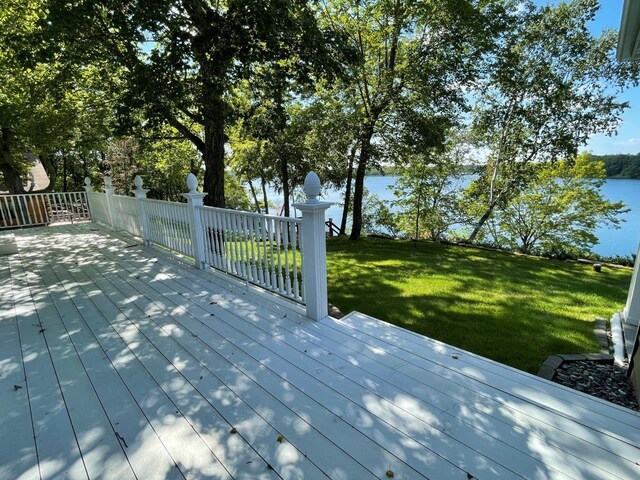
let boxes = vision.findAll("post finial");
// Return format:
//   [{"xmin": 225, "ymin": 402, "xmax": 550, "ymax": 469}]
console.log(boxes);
[
  {"xmin": 84, "ymin": 177, "xmax": 92, "ymax": 187},
  {"xmin": 303, "ymin": 171, "xmax": 322, "ymax": 204},
  {"xmin": 186, "ymin": 173, "xmax": 198, "ymax": 193},
  {"xmin": 133, "ymin": 175, "xmax": 144, "ymax": 189},
  {"xmin": 103, "ymin": 176, "xmax": 113, "ymax": 188}
]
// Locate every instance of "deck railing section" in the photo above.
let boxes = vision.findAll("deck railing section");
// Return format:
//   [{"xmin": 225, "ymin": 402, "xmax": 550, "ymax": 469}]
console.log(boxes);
[
  {"xmin": 86, "ymin": 192, "xmax": 110, "ymax": 225},
  {"xmin": 199, "ymin": 207, "xmax": 303, "ymax": 302},
  {"xmin": 111, "ymin": 195, "xmax": 142, "ymax": 237},
  {"xmin": 0, "ymin": 192, "xmax": 90, "ymax": 229},
  {"xmin": 85, "ymin": 172, "xmax": 332, "ymax": 319},
  {"xmin": 143, "ymin": 199, "xmax": 192, "ymax": 256}
]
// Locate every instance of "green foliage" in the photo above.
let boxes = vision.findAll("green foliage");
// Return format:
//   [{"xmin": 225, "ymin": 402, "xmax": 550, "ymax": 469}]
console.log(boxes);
[
  {"xmin": 326, "ymin": 236, "xmax": 631, "ymax": 372},
  {"xmin": 0, "ymin": 1, "xmax": 116, "ymax": 192},
  {"xmin": 587, "ymin": 152, "xmax": 640, "ymax": 178},
  {"xmin": 346, "ymin": 188, "xmax": 398, "ymax": 237},
  {"xmin": 392, "ymin": 141, "xmax": 468, "ymax": 240},
  {"xmin": 497, "ymin": 154, "xmax": 628, "ymax": 255},
  {"xmin": 466, "ymin": 0, "xmax": 640, "ymax": 241}
]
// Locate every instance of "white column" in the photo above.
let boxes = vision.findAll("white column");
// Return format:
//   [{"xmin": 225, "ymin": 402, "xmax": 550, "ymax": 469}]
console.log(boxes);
[
  {"xmin": 293, "ymin": 171, "xmax": 332, "ymax": 321},
  {"xmin": 132, "ymin": 175, "xmax": 150, "ymax": 245},
  {"xmin": 83, "ymin": 177, "xmax": 94, "ymax": 222},
  {"xmin": 623, "ymin": 241, "xmax": 640, "ymax": 326},
  {"xmin": 103, "ymin": 176, "xmax": 116, "ymax": 230},
  {"xmin": 182, "ymin": 173, "xmax": 207, "ymax": 269}
]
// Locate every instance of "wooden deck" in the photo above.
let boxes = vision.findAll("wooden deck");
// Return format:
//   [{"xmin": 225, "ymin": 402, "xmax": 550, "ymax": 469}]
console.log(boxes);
[{"xmin": 1, "ymin": 224, "xmax": 640, "ymax": 480}]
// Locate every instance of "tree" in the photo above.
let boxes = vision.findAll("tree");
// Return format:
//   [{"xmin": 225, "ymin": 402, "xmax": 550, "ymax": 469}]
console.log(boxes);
[
  {"xmin": 497, "ymin": 154, "xmax": 628, "ymax": 255},
  {"xmin": 325, "ymin": 0, "xmax": 506, "ymax": 240},
  {"xmin": 466, "ymin": 0, "xmax": 640, "ymax": 241},
  {"xmin": 0, "ymin": 1, "xmax": 108, "ymax": 193},
  {"xmin": 45, "ymin": 0, "xmax": 350, "ymax": 207},
  {"xmin": 392, "ymin": 142, "xmax": 468, "ymax": 240}
]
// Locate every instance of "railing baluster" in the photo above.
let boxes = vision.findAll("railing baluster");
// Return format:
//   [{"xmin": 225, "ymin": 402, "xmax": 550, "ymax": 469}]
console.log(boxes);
[{"xmin": 282, "ymin": 221, "xmax": 292, "ymax": 297}]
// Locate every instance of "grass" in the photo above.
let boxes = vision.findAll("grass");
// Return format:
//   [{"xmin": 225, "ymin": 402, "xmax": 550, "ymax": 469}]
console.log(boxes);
[{"xmin": 326, "ymin": 237, "xmax": 632, "ymax": 373}]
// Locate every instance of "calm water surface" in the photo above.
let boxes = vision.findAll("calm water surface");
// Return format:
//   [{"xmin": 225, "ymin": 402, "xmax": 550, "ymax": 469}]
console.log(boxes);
[{"xmin": 273, "ymin": 176, "xmax": 640, "ymax": 258}]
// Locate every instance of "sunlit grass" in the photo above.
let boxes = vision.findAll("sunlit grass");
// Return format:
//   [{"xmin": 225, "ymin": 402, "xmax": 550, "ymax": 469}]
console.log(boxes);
[{"xmin": 326, "ymin": 237, "xmax": 631, "ymax": 373}]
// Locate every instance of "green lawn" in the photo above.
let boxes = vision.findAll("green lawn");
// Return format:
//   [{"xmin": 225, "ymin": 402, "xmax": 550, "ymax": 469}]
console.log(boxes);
[{"xmin": 326, "ymin": 237, "xmax": 632, "ymax": 373}]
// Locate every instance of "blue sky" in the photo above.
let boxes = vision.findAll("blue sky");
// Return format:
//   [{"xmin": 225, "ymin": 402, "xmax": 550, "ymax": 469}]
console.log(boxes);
[{"xmin": 540, "ymin": 0, "xmax": 640, "ymax": 155}]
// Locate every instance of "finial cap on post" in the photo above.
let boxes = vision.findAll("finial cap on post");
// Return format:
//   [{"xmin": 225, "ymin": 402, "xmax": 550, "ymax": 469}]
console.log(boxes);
[
  {"xmin": 186, "ymin": 173, "xmax": 199, "ymax": 193},
  {"xmin": 303, "ymin": 171, "xmax": 322, "ymax": 204},
  {"xmin": 84, "ymin": 177, "xmax": 92, "ymax": 187},
  {"xmin": 103, "ymin": 176, "xmax": 113, "ymax": 188},
  {"xmin": 133, "ymin": 175, "xmax": 144, "ymax": 189}
]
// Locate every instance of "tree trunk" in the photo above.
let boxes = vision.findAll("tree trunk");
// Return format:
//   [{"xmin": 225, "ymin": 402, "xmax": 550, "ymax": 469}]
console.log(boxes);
[
  {"xmin": 261, "ymin": 176, "xmax": 269, "ymax": 214},
  {"xmin": 63, "ymin": 154, "xmax": 68, "ymax": 191},
  {"xmin": 202, "ymin": 115, "xmax": 226, "ymax": 207},
  {"xmin": 39, "ymin": 154, "xmax": 57, "ymax": 192},
  {"xmin": 468, "ymin": 201, "xmax": 498, "ymax": 242},
  {"xmin": 340, "ymin": 145, "xmax": 356, "ymax": 235},
  {"xmin": 349, "ymin": 124, "xmax": 375, "ymax": 240},
  {"xmin": 0, "ymin": 128, "xmax": 26, "ymax": 194},
  {"xmin": 248, "ymin": 179, "xmax": 261, "ymax": 213},
  {"xmin": 281, "ymin": 156, "xmax": 290, "ymax": 217}
]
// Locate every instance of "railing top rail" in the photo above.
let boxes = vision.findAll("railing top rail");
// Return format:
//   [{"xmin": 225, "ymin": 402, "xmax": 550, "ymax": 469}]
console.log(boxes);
[
  {"xmin": 198, "ymin": 204, "xmax": 302, "ymax": 224},
  {"xmin": 143, "ymin": 198, "xmax": 189, "ymax": 207},
  {"xmin": 1, "ymin": 191, "xmax": 86, "ymax": 196}
]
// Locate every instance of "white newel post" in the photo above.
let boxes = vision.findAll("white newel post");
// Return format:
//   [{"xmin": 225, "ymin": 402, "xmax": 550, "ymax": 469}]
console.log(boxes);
[
  {"xmin": 293, "ymin": 171, "xmax": 332, "ymax": 321},
  {"xmin": 623, "ymin": 241, "xmax": 640, "ymax": 326},
  {"xmin": 182, "ymin": 173, "xmax": 207, "ymax": 269},
  {"xmin": 132, "ymin": 175, "xmax": 150, "ymax": 245},
  {"xmin": 103, "ymin": 176, "xmax": 116, "ymax": 229},
  {"xmin": 83, "ymin": 177, "xmax": 94, "ymax": 221}
]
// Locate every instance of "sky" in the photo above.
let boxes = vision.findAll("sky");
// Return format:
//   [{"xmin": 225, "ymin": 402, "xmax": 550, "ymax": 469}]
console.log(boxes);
[{"xmin": 541, "ymin": 0, "xmax": 640, "ymax": 155}]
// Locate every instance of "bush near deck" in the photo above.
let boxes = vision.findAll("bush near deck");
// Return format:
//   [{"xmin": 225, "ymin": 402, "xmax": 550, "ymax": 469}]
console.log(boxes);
[{"xmin": 326, "ymin": 237, "xmax": 631, "ymax": 373}]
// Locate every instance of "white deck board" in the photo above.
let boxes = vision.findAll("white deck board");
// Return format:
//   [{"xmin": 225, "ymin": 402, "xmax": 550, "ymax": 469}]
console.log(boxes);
[
  {"xmin": 8, "ymin": 254, "xmax": 88, "ymax": 480},
  {"xmin": 96, "ymin": 232, "xmax": 639, "ymax": 480},
  {"xmin": 11, "ymin": 259, "xmax": 137, "ymax": 480},
  {"xmin": 74, "ymin": 240, "xmax": 413, "ymax": 478},
  {"xmin": 96, "ymin": 226, "xmax": 640, "ymax": 479},
  {"xmin": 94, "ymin": 249, "xmax": 551, "ymax": 479},
  {"xmin": 2, "ymin": 223, "xmax": 640, "ymax": 480},
  {"xmin": 0, "ymin": 257, "xmax": 38, "ymax": 480}
]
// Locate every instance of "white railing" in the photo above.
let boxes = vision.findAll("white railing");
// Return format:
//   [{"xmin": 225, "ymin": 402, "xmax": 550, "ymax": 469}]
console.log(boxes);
[
  {"xmin": 143, "ymin": 199, "xmax": 192, "ymax": 256},
  {"xmin": 84, "ymin": 172, "xmax": 332, "ymax": 320},
  {"xmin": 111, "ymin": 195, "xmax": 141, "ymax": 237},
  {"xmin": 199, "ymin": 207, "xmax": 303, "ymax": 302},
  {"xmin": 0, "ymin": 192, "xmax": 90, "ymax": 229},
  {"xmin": 86, "ymin": 192, "xmax": 110, "ymax": 225}
]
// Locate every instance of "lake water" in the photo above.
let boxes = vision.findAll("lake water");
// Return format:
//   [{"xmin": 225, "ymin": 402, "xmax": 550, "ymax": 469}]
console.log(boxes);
[{"xmin": 273, "ymin": 176, "xmax": 640, "ymax": 258}]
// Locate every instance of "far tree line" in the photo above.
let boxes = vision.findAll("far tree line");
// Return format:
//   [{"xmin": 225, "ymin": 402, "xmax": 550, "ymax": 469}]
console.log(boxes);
[
  {"xmin": 587, "ymin": 153, "xmax": 640, "ymax": 179},
  {"xmin": 1, "ymin": 0, "xmax": 639, "ymax": 251}
]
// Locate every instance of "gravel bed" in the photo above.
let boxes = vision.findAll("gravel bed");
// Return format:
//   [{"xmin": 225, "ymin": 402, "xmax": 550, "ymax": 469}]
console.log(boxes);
[{"xmin": 553, "ymin": 360, "xmax": 639, "ymax": 411}]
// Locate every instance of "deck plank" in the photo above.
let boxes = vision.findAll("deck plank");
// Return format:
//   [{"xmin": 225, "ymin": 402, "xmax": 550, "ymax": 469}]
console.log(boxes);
[
  {"xmin": 8, "ymin": 254, "xmax": 88, "ymax": 480},
  {"xmin": 10, "ymin": 257, "xmax": 138, "ymax": 480},
  {"xmin": 6, "ymin": 224, "xmax": 640, "ymax": 480},
  {"xmin": 0, "ymin": 257, "xmax": 39, "ymax": 480},
  {"xmin": 99, "ymin": 236, "xmax": 638, "ymax": 480},
  {"xmin": 29, "ymin": 228, "xmax": 354, "ymax": 479},
  {"xmin": 42, "ymin": 263, "xmax": 288, "ymax": 480},
  {"xmin": 17, "ymin": 231, "xmax": 231, "ymax": 480},
  {"xmin": 103, "ymin": 225, "xmax": 640, "ymax": 480},
  {"xmin": 71, "ymin": 240, "xmax": 405, "ymax": 479}
]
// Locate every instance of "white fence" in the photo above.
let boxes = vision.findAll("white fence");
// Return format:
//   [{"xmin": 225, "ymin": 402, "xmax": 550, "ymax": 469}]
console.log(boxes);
[
  {"xmin": 84, "ymin": 173, "xmax": 332, "ymax": 319},
  {"xmin": 0, "ymin": 192, "xmax": 90, "ymax": 229},
  {"xmin": 199, "ymin": 207, "xmax": 303, "ymax": 302}
]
